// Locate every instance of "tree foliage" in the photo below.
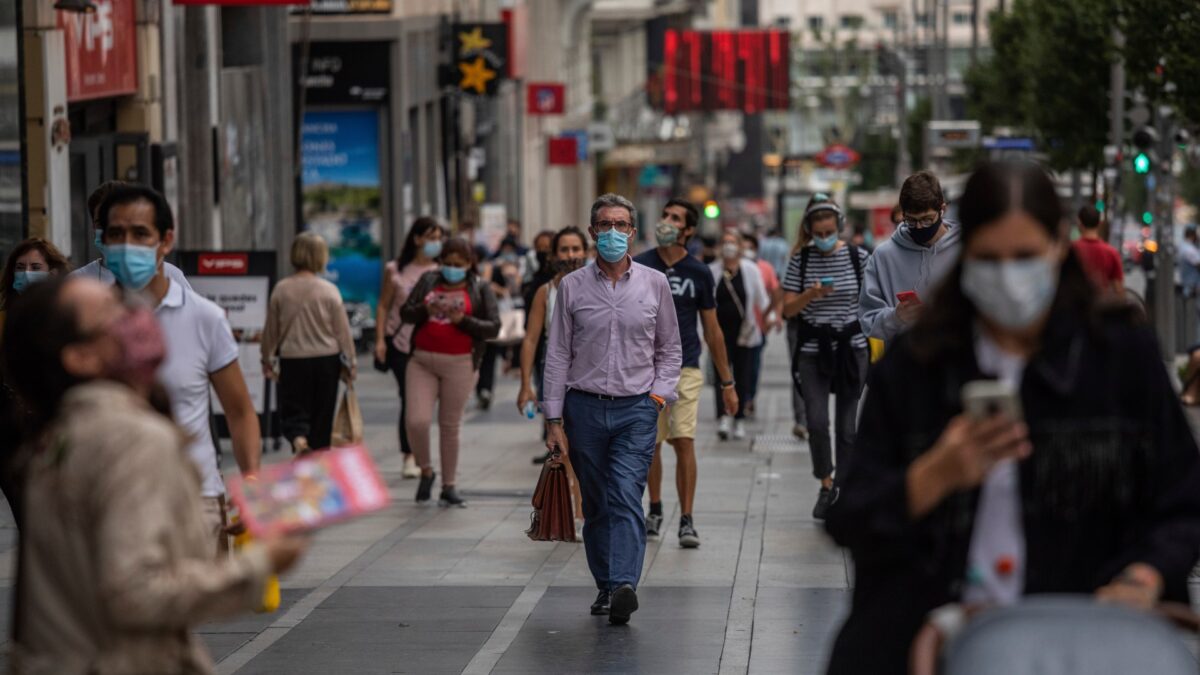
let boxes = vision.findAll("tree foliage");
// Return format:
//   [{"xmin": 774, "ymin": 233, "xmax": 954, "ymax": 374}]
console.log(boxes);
[{"xmin": 964, "ymin": 0, "xmax": 1200, "ymax": 172}]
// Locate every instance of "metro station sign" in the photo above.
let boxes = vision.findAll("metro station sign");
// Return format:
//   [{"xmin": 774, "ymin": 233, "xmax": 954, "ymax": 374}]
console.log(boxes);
[
  {"xmin": 815, "ymin": 144, "xmax": 861, "ymax": 169},
  {"xmin": 58, "ymin": 0, "xmax": 138, "ymax": 102}
]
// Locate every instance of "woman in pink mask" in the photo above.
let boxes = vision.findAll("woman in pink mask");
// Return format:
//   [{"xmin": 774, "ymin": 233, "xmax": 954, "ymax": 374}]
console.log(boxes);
[{"xmin": 3, "ymin": 277, "xmax": 308, "ymax": 674}]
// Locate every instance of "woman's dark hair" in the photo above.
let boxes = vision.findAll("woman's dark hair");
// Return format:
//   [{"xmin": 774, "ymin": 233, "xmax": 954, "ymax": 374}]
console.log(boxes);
[
  {"xmin": 2, "ymin": 277, "xmax": 85, "ymax": 432},
  {"xmin": 439, "ymin": 237, "xmax": 478, "ymax": 275},
  {"xmin": 0, "ymin": 238, "xmax": 72, "ymax": 311},
  {"xmin": 551, "ymin": 226, "xmax": 589, "ymax": 255},
  {"xmin": 909, "ymin": 160, "xmax": 1095, "ymax": 362},
  {"xmin": 396, "ymin": 216, "xmax": 442, "ymax": 270}
]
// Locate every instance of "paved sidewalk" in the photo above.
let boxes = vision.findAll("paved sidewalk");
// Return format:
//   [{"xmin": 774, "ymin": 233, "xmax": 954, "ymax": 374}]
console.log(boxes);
[{"xmin": 202, "ymin": 336, "xmax": 849, "ymax": 674}]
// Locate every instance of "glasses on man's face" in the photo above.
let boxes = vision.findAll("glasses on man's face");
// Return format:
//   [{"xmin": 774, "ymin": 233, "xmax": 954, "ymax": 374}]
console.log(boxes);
[
  {"xmin": 902, "ymin": 213, "xmax": 941, "ymax": 229},
  {"xmin": 594, "ymin": 220, "xmax": 635, "ymax": 234}
]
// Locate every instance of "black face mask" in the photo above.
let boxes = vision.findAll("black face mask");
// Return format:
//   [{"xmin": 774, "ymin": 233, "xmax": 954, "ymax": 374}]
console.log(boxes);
[
  {"xmin": 536, "ymin": 251, "xmax": 551, "ymax": 269},
  {"xmin": 702, "ymin": 252, "xmax": 716, "ymax": 264},
  {"xmin": 906, "ymin": 216, "xmax": 943, "ymax": 246}
]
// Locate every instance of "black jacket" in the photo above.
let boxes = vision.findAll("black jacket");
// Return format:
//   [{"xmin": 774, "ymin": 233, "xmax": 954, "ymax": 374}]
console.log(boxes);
[
  {"xmin": 400, "ymin": 270, "xmax": 500, "ymax": 370},
  {"xmin": 824, "ymin": 309, "xmax": 1200, "ymax": 675}
]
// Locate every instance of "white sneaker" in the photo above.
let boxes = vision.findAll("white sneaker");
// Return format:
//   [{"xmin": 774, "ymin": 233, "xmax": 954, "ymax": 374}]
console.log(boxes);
[
  {"xmin": 717, "ymin": 416, "xmax": 732, "ymax": 440},
  {"xmin": 402, "ymin": 454, "xmax": 421, "ymax": 479},
  {"xmin": 733, "ymin": 420, "xmax": 746, "ymax": 440}
]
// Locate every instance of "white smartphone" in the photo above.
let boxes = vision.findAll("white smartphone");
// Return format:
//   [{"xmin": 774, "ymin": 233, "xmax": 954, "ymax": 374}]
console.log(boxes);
[{"xmin": 961, "ymin": 380, "xmax": 1023, "ymax": 421}]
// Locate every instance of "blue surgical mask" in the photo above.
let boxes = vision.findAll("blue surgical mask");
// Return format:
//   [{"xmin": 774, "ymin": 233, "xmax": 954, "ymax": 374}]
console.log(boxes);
[
  {"xmin": 441, "ymin": 265, "xmax": 468, "ymax": 284},
  {"xmin": 422, "ymin": 240, "xmax": 443, "ymax": 259},
  {"xmin": 104, "ymin": 244, "xmax": 160, "ymax": 290},
  {"xmin": 813, "ymin": 234, "xmax": 839, "ymax": 252},
  {"xmin": 595, "ymin": 230, "xmax": 630, "ymax": 263},
  {"xmin": 13, "ymin": 270, "xmax": 49, "ymax": 294}
]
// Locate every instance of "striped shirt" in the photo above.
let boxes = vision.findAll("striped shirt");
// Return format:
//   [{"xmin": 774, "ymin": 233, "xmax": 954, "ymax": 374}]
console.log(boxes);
[{"xmin": 782, "ymin": 245, "xmax": 869, "ymax": 353}]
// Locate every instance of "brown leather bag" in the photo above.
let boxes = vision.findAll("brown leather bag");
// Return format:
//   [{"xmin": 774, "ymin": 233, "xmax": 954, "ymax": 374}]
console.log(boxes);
[{"xmin": 526, "ymin": 450, "xmax": 577, "ymax": 542}]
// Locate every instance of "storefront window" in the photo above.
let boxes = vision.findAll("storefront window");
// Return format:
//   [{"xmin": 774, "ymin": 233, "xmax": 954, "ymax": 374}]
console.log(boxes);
[{"xmin": 0, "ymin": 2, "xmax": 24, "ymax": 259}]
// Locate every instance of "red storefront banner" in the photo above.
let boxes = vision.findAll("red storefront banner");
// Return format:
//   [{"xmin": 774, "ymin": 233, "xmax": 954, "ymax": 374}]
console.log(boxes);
[
  {"xmin": 548, "ymin": 137, "xmax": 578, "ymax": 166},
  {"xmin": 198, "ymin": 252, "xmax": 250, "ymax": 275},
  {"xmin": 58, "ymin": 0, "xmax": 138, "ymax": 102},
  {"xmin": 655, "ymin": 29, "xmax": 790, "ymax": 114},
  {"xmin": 175, "ymin": 0, "xmax": 310, "ymax": 4},
  {"xmin": 527, "ymin": 83, "xmax": 565, "ymax": 115}
]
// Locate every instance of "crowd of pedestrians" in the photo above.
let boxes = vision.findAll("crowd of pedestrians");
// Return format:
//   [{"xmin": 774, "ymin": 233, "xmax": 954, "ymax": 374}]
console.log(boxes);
[{"xmin": 0, "ymin": 154, "xmax": 1198, "ymax": 673}]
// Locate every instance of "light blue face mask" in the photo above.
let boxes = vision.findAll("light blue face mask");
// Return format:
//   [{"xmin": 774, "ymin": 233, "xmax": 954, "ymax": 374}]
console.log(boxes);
[
  {"xmin": 94, "ymin": 229, "xmax": 105, "ymax": 250},
  {"xmin": 104, "ymin": 244, "xmax": 160, "ymax": 290},
  {"xmin": 595, "ymin": 229, "xmax": 630, "ymax": 263},
  {"xmin": 813, "ymin": 234, "xmax": 839, "ymax": 253},
  {"xmin": 422, "ymin": 240, "xmax": 443, "ymax": 259},
  {"xmin": 13, "ymin": 270, "xmax": 49, "ymax": 294},
  {"xmin": 441, "ymin": 265, "xmax": 468, "ymax": 284}
]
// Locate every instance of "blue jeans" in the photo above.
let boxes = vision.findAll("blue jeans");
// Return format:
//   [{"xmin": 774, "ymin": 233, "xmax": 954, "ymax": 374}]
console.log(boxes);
[{"xmin": 564, "ymin": 389, "xmax": 659, "ymax": 591}]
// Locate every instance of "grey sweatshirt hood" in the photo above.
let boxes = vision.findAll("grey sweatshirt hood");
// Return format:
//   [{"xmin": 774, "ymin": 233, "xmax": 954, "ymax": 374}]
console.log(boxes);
[{"xmin": 857, "ymin": 220, "xmax": 963, "ymax": 342}]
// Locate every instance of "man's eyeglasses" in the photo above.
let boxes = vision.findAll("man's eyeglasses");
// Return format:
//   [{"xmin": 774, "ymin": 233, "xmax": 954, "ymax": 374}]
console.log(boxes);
[
  {"xmin": 902, "ymin": 213, "xmax": 942, "ymax": 229},
  {"xmin": 595, "ymin": 220, "xmax": 635, "ymax": 234}
]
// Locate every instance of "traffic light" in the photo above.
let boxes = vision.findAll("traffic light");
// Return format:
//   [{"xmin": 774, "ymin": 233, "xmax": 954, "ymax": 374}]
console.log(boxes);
[
  {"xmin": 1133, "ymin": 152, "xmax": 1152, "ymax": 174},
  {"xmin": 703, "ymin": 200, "xmax": 720, "ymax": 219},
  {"xmin": 1142, "ymin": 211, "xmax": 1154, "ymax": 225},
  {"xmin": 1132, "ymin": 125, "xmax": 1158, "ymax": 175}
]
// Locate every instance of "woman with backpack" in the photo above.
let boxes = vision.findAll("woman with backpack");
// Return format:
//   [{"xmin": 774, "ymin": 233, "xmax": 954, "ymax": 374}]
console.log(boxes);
[{"xmin": 781, "ymin": 194, "xmax": 869, "ymax": 520}]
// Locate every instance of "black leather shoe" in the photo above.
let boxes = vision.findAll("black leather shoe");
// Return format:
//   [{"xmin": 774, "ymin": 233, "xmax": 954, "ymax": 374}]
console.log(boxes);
[
  {"xmin": 416, "ymin": 472, "xmax": 436, "ymax": 503},
  {"xmin": 438, "ymin": 486, "xmax": 467, "ymax": 508},
  {"xmin": 590, "ymin": 590, "xmax": 612, "ymax": 615},
  {"xmin": 608, "ymin": 584, "xmax": 638, "ymax": 625}
]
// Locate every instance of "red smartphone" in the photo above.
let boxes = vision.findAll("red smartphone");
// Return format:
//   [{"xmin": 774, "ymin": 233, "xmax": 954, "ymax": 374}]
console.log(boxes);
[{"xmin": 895, "ymin": 290, "xmax": 920, "ymax": 304}]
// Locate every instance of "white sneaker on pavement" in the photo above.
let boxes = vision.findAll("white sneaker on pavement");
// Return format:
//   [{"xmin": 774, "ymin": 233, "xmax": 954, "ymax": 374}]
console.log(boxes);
[
  {"xmin": 402, "ymin": 454, "xmax": 421, "ymax": 479},
  {"xmin": 718, "ymin": 416, "xmax": 732, "ymax": 440},
  {"xmin": 733, "ymin": 420, "xmax": 746, "ymax": 440}
]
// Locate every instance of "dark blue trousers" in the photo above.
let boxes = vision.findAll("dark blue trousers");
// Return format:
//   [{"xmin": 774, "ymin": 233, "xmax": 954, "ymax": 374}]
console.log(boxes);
[{"xmin": 563, "ymin": 389, "xmax": 659, "ymax": 591}]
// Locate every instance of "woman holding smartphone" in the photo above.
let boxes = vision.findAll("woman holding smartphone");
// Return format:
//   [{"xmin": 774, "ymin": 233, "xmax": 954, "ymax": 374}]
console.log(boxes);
[
  {"xmin": 824, "ymin": 161, "xmax": 1200, "ymax": 675},
  {"xmin": 780, "ymin": 194, "xmax": 869, "ymax": 520},
  {"xmin": 401, "ymin": 238, "xmax": 500, "ymax": 507}
]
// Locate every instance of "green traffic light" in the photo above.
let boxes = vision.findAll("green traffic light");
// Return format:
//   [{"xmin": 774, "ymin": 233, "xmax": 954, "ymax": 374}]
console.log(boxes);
[
  {"xmin": 1142, "ymin": 211, "xmax": 1154, "ymax": 225},
  {"xmin": 704, "ymin": 202, "xmax": 720, "ymax": 219},
  {"xmin": 1133, "ymin": 152, "xmax": 1151, "ymax": 174},
  {"xmin": 1095, "ymin": 199, "xmax": 1105, "ymax": 213}
]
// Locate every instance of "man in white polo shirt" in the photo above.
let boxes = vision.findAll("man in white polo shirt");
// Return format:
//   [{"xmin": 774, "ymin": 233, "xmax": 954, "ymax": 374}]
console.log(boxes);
[
  {"xmin": 96, "ymin": 183, "xmax": 261, "ymax": 554},
  {"xmin": 71, "ymin": 180, "xmax": 193, "ymax": 290}
]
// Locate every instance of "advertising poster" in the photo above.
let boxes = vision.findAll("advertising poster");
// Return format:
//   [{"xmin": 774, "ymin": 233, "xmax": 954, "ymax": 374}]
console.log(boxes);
[
  {"xmin": 190, "ymin": 275, "xmax": 270, "ymax": 415},
  {"xmin": 301, "ymin": 110, "xmax": 383, "ymax": 312}
]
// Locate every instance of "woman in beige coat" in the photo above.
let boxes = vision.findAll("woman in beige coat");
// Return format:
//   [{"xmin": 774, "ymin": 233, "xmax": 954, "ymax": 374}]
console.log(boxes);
[{"xmin": 3, "ymin": 277, "xmax": 306, "ymax": 674}]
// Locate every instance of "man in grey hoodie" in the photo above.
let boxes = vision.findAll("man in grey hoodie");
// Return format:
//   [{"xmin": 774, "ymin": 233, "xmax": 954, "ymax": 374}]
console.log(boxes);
[{"xmin": 859, "ymin": 171, "xmax": 962, "ymax": 343}]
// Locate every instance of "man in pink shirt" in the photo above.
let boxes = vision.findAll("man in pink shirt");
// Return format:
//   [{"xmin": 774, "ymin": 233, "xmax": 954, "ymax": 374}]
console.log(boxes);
[{"xmin": 543, "ymin": 193, "xmax": 683, "ymax": 626}]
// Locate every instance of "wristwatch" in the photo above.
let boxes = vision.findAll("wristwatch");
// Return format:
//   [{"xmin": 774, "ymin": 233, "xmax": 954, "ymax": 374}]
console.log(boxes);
[
  {"xmin": 720, "ymin": 380, "xmax": 736, "ymax": 390},
  {"xmin": 546, "ymin": 418, "xmax": 563, "ymax": 425},
  {"xmin": 648, "ymin": 394, "xmax": 667, "ymax": 410}
]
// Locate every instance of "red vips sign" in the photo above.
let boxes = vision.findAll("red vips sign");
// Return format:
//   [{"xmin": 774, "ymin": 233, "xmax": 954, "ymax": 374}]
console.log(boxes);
[
  {"xmin": 198, "ymin": 253, "xmax": 251, "ymax": 275},
  {"xmin": 58, "ymin": 0, "xmax": 138, "ymax": 102}
]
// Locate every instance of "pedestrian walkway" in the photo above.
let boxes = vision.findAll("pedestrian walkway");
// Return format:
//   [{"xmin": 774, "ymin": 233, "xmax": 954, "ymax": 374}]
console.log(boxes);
[
  {"xmin": 0, "ymin": 339, "xmax": 1198, "ymax": 672},
  {"xmin": 201, "ymin": 336, "xmax": 850, "ymax": 674}
]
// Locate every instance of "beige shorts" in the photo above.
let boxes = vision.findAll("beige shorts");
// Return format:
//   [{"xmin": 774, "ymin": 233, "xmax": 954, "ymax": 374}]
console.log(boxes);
[
  {"xmin": 201, "ymin": 495, "xmax": 230, "ymax": 558},
  {"xmin": 657, "ymin": 367, "xmax": 704, "ymax": 443}
]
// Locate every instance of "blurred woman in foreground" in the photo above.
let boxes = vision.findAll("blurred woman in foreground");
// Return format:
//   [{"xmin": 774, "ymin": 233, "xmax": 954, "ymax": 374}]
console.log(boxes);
[
  {"xmin": 5, "ymin": 277, "xmax": 305, "ymax": 674},
  {"xmin": 825, "ymin": 161, "xmax": 1200, "ymax": 674}
]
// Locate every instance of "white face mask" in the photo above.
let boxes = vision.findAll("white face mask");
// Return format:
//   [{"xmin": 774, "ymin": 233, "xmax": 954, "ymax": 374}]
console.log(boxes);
[
  {"xmin": 961, "ymin": 256, "xmax": 1059, "ymax": 330},
  {"xmin": 721, "ymin": 243, "xmax": 740, "ymax": 259}
]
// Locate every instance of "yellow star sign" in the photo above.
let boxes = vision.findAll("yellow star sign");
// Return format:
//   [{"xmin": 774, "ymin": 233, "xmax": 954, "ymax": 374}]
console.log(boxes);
[
  {"xmin": 459, "ymin": 57, "xmax": 496, "ymax": 94},
  {"xmin": 458, "ymin": 27, "xmax": 492, "ymax": 54}
]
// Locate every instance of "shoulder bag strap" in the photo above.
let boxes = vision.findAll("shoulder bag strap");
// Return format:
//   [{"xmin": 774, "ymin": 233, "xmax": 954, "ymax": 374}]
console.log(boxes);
[{"xmin": 721, "ymin": 268, "xmax": 748, "ymax": 320}]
